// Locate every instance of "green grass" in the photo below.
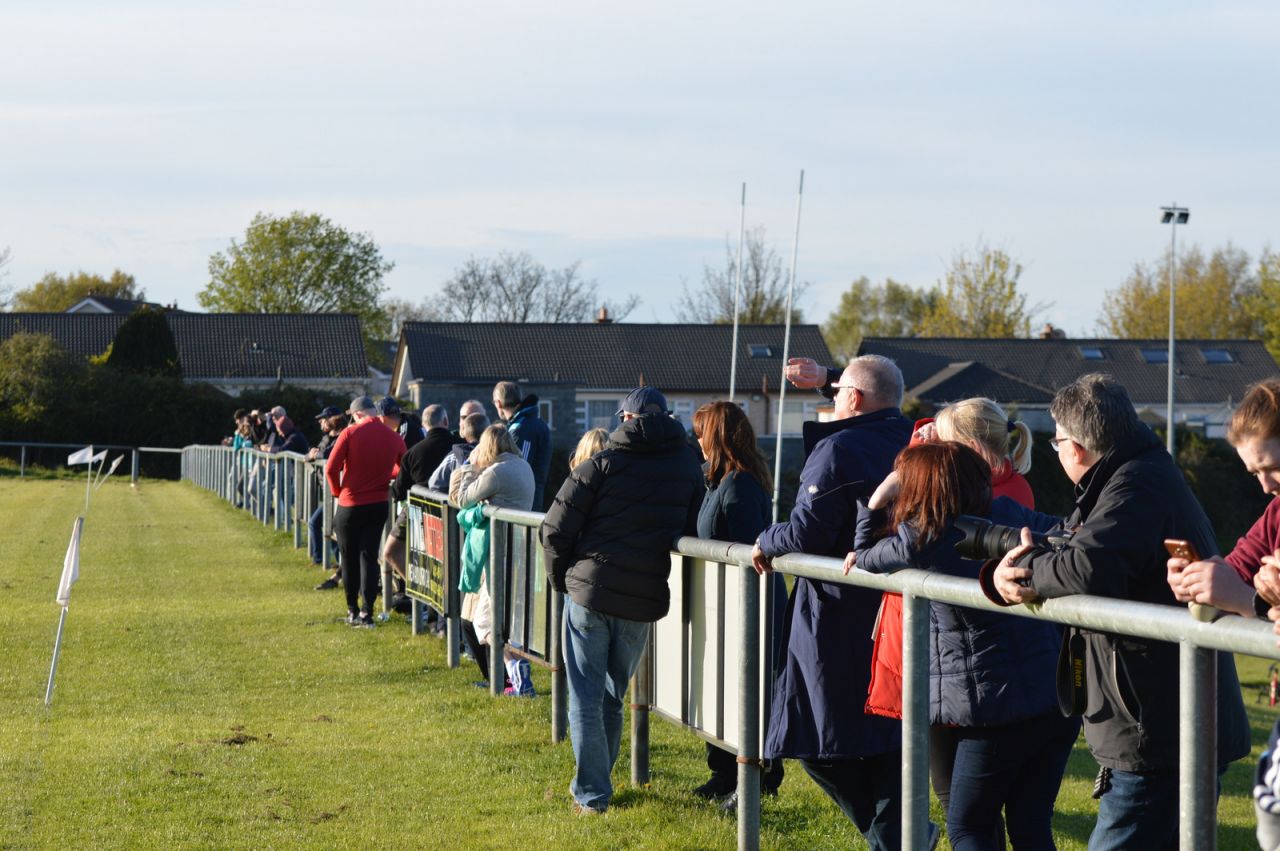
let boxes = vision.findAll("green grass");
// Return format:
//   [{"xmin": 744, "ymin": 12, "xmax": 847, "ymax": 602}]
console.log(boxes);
[{"xmin": 0, "ymin": 478, "xmax": 1275, "ymax": 849}]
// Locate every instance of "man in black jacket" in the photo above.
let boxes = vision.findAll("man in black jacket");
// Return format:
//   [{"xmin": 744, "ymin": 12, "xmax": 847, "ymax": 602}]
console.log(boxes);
[
  {"xmin": 382, "ymin": 404, "xmax": 462, "ymax": 610},
  {"xmin": 988, "ymin": 373, "xmax": 1250, "ymax": 849},
  {"xmin": 540, "ymin": 386, "xmax": 703, "ymax": 815}
]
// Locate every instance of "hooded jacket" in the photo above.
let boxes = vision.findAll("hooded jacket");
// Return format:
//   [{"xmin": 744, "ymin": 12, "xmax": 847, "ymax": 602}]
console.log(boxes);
[
  {"xmin": 508, "ymin": 395, "xmax": 552, "ymax": 510},
  {"xmin": 540, "ymin": 413, "xmax": 703, "ymax": 623},
  {"xmin": 856, "ymin": 497, "xmax": 1062, "ymax": 728},
  {"xmin": 757, "ymin": 407, "xmax": 913, "ymax": 760},
  {"xmin": 990, "ymin": 425, "xmax": 1251, "ymax": 772}
]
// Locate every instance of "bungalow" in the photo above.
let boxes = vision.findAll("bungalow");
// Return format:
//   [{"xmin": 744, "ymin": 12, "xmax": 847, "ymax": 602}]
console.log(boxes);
[
  {"xmin": 857, "ymin": 336, "xmax": 1279, "ymax": 437},
  {"xmin": 390, "ymin": 321, "xmax": 834, "ymax": 449}
]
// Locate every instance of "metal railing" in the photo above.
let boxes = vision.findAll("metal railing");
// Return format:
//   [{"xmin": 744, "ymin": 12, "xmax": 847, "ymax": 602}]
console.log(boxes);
[
  {"xmin": 179, "ymin": 443, "xmax": 1280, "ymax": 851},
  {"xmin": 2, "ymin": 440, "xmax": 183, "ymax": 483}
]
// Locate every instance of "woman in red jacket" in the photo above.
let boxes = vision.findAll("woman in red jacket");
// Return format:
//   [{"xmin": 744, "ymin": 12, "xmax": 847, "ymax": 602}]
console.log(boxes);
[{"xmin": 325, "ymin": 395, "xmax": 406, "ymax": 627}]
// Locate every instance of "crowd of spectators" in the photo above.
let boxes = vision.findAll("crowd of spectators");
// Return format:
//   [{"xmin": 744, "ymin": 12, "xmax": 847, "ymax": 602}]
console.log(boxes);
[{"xmin": 215, "ymin": 364, "xmax": 1280, "ymax": 848}]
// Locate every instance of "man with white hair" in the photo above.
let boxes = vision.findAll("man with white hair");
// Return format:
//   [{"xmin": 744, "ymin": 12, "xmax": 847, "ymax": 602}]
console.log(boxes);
[
  {"xmin": 751, "ymin": 355, "xmax": 919, "ymax": 851},
  {"xmin": 429, "ymin": 412, "xmax": 489, "ymax": 492}
]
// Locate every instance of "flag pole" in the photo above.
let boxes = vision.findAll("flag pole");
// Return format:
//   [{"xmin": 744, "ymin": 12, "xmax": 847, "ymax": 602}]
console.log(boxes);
[
  {"xmin": 45, "ymin": 606, "xmax": 69, "ymax": 706},
  {"xmin": 772, "ymin": 169, "xmax": 805, "ymax": 522},
  {"xmin": 84, "ymin": 445, "xmax": 93, "ymax": 515},
  {"xmin": 729, "ymin": 182, "xmax": 747, "ymax": 403}
]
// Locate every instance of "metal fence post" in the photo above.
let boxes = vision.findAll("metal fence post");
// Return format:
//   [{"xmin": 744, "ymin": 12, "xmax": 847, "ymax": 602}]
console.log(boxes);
[
  {"xmin": 382, "ymin": 490, "xmax": 395, "ymax": 615},
  {"xmin": 489, "ymin": 517, "xmax": 508, "ymax": 696},
  {"xmin": 902, "ymin": 591, "xmax": 930, "ymax": 850},
  {"xmin": 130, "ymin": 448, "xmax": 140, "ymax": 485},
  {"xmin": 446, "ymin": 502, "xmax": 461, "ymax": 670},
  {"xmin": 737, "ymin": 566, "xmax": 761, "ymax": 851},
  {"xmin": 631, "ymin": 625, "xmax": 653, "ymax": 786},
  {"xmin": 292, "ymin": 460, "xmax": 303, "ymax": 549},
  {"xmin": 550, "ymin": 586, "xmax": 568, "ymax": 743},
  {"xmin": 1180, "ymin": 642, "xmax": 1218, "ymax": 850},
  {"xmin": 20, "ymin": 445, "xmax": 26, "ymax": 478},
  {"xmin": 322, "ymin": 481, "xmax": 334, "ymax": 570}
]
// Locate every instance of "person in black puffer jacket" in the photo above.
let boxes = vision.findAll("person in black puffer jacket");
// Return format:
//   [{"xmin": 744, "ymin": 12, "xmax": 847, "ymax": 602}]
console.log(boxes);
[{"xmin": 540, "ymin": 386, "xmax": 703, "ymax": 815}]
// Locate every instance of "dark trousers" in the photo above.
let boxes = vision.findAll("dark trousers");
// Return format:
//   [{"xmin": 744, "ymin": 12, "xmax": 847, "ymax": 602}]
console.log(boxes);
[
  {"xmin": 707, "ymin": 743, "xmax": 784, "ymax": 793},
  {"xmin": 942, "ymin": 713, "xmax": 1080, "ymax": 851},
  {"xmin": 801, "ymin": 750, "xmax": 902, "ymax": 851},
  {"xmin": 462, "ymin": 619, "xmax": 510, "ymax": 688},
  {"xmin": 932, "ymin": 727, "xmax": 1006, "ymax": 850},
  {"xmin": 333, "ymin": 502, "xmax": 387, "ymax": 615},
  {"xmin": 308, "ymin": 504, "xmax": 339, "ymax": 566}
]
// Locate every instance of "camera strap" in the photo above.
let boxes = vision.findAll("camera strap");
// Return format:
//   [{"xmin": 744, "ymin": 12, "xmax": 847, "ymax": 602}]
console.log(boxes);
[{"xmin": 1056, "ymin": 628, "xmax": 1087, "ymax": 716}]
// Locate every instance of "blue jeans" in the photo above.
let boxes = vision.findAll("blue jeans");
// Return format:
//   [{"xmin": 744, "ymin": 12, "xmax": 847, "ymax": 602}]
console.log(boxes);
[
  {"xmin": 308, "ymin": 504, "xmax": 338, "ymax": 565},
  {"xmin": 945, "ymin": 712, "xmax": 1080, "ymax": 850},
  {"xmin": 801, "ymin": 751, "xmax": 902, "ymax": 851},
  {"xmin": 563, "ymin": 598, "xmax": 651, "ymax": 811}
]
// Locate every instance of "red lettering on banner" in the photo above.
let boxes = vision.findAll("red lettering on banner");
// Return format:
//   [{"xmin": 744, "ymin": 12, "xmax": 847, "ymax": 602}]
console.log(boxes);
[{"xmin": 424, "ymin": 514, "xmax": 445, "ymax": 562}]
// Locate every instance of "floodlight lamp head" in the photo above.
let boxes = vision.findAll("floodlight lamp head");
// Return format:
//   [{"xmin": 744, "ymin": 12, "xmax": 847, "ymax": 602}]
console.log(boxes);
[
  {"xmin": 1161, "ymin": 211, "xmax": 1174, "ymax": 224},
  {"xmin": 1177, "ymin": 211, "xmax": 1189, "ymax": 224}
]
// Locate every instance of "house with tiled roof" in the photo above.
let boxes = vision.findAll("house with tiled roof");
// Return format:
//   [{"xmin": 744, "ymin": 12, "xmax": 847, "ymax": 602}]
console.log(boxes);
[
  {"xmin": 391, "ymin": 321, "xmax": 834, "ymax": 447},
  {"xmin": 858, "ymin": 336, "xmax": 1279, "ymax": 436},
  {"xmin": 0, "ymin": 312, "xmax": 369, "ymax": 396},
  {"xmin": 65, "ymin": 294, "xmax": 174, "ymax": 314}
]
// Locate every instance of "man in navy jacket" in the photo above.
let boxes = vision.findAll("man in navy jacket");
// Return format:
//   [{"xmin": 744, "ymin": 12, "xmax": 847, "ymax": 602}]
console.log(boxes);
[{"xmin": 751, "ymin": 355, "xmax": 915, "ymax": 851}]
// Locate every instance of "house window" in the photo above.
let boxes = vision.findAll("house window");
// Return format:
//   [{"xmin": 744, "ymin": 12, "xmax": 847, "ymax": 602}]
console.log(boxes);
[
  {"xmin": 586, "ymin": 399, "xmax": 618, "ymax": 431},
  {"xmin": 1078, "ymin": 346, "xmax": 1105, "ymax": 361},
  {"xmin": 538, "ymin": 399, "xmax": 554, "ymax": 428},
  {"xmin": 749, "ymin": 344, "xmax": 774, "ymax": 358},
  {"xmin": 778, "ymin": 399, "xmax": 819, "ymax": 434},
  {"xmin": 1140, "ymin": 348, "xmax": 1168, "ymax": 364},
  {"xmin": 1201, "ymin": 348, "xmax": 1234, "ymax": 364},
  {"xmin": 671, "ymin": 399, "xmax": 694, "ymax": 431}
]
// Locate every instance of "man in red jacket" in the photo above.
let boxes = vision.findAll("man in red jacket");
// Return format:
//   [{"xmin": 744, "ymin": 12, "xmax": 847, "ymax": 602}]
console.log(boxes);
[{"xmin": 326, "ymin": 395, "xmax": 406, "ymax": 627}]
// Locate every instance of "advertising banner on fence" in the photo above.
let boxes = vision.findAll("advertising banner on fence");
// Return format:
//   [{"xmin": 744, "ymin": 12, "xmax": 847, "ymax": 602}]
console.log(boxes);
[{"xmin": 406, "ymin": 491, "xmax": 450, "ymax": 614}]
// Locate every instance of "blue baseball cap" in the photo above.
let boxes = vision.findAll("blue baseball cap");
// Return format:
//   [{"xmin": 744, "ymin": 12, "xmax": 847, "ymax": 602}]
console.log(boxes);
[{"xmin": 617, "ymin": 387, "xmax": 668, "ymax": 416}]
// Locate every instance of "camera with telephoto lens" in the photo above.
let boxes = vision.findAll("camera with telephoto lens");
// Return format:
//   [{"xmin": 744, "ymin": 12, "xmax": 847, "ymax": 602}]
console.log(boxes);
[{"xmin": 953, "ymin": 515, "xmax": 1072, "ymax": 561}]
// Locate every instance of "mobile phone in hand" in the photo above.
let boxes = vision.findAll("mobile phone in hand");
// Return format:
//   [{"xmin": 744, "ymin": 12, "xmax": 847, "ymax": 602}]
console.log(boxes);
[{"xmin": 1163, "ymin": 539, "xmax": 1218, "ymax": 621}]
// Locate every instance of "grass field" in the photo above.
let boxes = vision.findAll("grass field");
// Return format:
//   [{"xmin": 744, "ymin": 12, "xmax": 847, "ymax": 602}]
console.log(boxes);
[{"xmin": 0, "ymin": 474, "xmax": 1276, "ymax": 849}]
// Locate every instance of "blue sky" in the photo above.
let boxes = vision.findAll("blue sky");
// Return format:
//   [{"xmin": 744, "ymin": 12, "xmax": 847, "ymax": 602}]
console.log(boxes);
[{"xmin": 2, "ymin": 1, "xmax": 1277, "ymax": 335}]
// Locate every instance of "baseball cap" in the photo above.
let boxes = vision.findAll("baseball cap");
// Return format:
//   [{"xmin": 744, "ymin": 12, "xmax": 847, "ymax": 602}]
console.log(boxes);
[
  {"xmin": 376, "ymin": 396, "xmax": 402, "ymax": 416},
  {"xmin": 617, "ymin": 387, "xmax": 668, "ymax": 416},
  {"xmin": 348, "ymin": 395, "xmax": 376, "ymax": 414},
  {"xmin": 315, "ymin": 405, "xmax": 342, "ymax": 420}
]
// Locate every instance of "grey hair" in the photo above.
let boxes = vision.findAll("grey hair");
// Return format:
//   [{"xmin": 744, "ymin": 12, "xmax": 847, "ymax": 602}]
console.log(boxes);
[
  {"xmin": 460, "ymin": 398, "xmax": 486, "ymax": 418},
  {"xmin": 270, "ymin": 405, "xmax": 287, "ymax": 418},
  {"xmin": 424, "ymin": 404, "xmax": 448, "ymax": 428},
  {"xmin": 493, "ymin": 381, "xmax": 521, "ymax": 409},
  {"xmin": 460, "ymin": 412, "xmax": 489, "ymax": 442},
  {"xmin": 845, "ymin": 355, "xmax": 904, "ymax": 407},
  {"xmin": 1049, "ymin": 373, "xmax": 1141, "ymax": 455}
]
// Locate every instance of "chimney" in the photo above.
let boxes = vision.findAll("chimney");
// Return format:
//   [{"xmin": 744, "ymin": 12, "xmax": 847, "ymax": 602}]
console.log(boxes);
[{"xmin": 596, "ymin": 306, "xmax": 613, "ymax": 324}]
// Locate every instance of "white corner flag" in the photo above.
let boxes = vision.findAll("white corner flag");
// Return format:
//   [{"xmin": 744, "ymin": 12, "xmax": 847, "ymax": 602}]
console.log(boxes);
[
  {"xmin": 67, "ymin": 446, "xmax": 106, "ymax": 466},
  {"xmin": 56, "ymin": 516, "xmax": 84, "ymax": 606},
  {"xmin": 46, "ymin": 516, "xmax": 84, "ymax": 706}
]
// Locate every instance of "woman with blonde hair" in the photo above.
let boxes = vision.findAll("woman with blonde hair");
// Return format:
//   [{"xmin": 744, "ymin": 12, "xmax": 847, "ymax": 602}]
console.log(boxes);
[
  {"xmin": 933, "ymin": 398, "xmax": 1034, "ymax": 508},
  {"xmin": 450, "ymin": 424, "xmax": 535, "ymax": 693},
  {"xmin": 570, "ymin": 428, "xmax": 609, "ymax": 470}
]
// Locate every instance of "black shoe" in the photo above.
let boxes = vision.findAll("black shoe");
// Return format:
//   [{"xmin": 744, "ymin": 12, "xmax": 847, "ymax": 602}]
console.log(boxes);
[
  {"xmin": 692, "ymin": 776, "xmax": 735, "ymax": 800},
  {"xmin": 345, "ymin": 611, "xmax": 361, "ymax": 626},
  {"xmin": 358, "ymin": 612, "xmax": 375, "ymax": 627},
  {"xmin": 315, "ymin": 577, "xmax": 339, "ymax": 591},
  {"xmin": 390, "ymin": 593, "xmax": 412, "ymax": 615},
  {"xmin": 717, "ymin": 791, "xmax": 738, "ymax": 815}
]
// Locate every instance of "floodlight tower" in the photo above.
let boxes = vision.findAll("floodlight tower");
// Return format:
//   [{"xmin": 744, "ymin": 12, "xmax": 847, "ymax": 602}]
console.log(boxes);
[{"xmin": 1160, "ymin": 204, "xmax": 1189, "ymax": 455}]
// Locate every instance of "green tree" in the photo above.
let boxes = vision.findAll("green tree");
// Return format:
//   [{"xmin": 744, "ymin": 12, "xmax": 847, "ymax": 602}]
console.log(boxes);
[
  {"xmin": 1246, "ymin": 247, "xmax": 1280, "ymax": 360},
  {"xmin": 919, "ymin": 243, "xmax": 1033, "ymax": 338},
  {"xmin": 10, "ymin": 269, "xmax": 141, "ymax": 312},
  {"xmin": 677, "ymin": 226, "xmax": 804, "ymax": 324},
  {"xmin": 199, "ymin": 212, "xmax": 394, "ymax": 347},
  {"xmin": 0, "ymin": 332, "xmax": 85, "ymax": 427},
  {"xmin": 105, "ymin": 306, "xmax": 181, "ymax": 377},
  {"xmin": 823, "ymin": 276, "xmax": 937, "ymax": 362},
  {"xmin": 432, "ymin": 252, "xmax": 639, "ymax": 323},
  {"xmin": 1099, "ymin": 244, "xmax": 1259, "ymax": 339}
]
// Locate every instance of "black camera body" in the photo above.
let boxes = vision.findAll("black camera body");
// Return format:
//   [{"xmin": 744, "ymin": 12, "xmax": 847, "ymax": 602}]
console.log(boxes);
[{"xmin": 954, "ymin": 515, "xmax": 1071, "ymax": 561}]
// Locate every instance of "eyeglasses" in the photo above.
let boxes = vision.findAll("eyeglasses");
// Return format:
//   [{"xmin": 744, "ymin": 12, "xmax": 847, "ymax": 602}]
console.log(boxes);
[
  {"xmin": 1049, "ymin": 435, "xmax": 1075, "ymax": 451},
  {"xmin": 829, "ymin": 383, "xmax": 864, "ymax": 393}
]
